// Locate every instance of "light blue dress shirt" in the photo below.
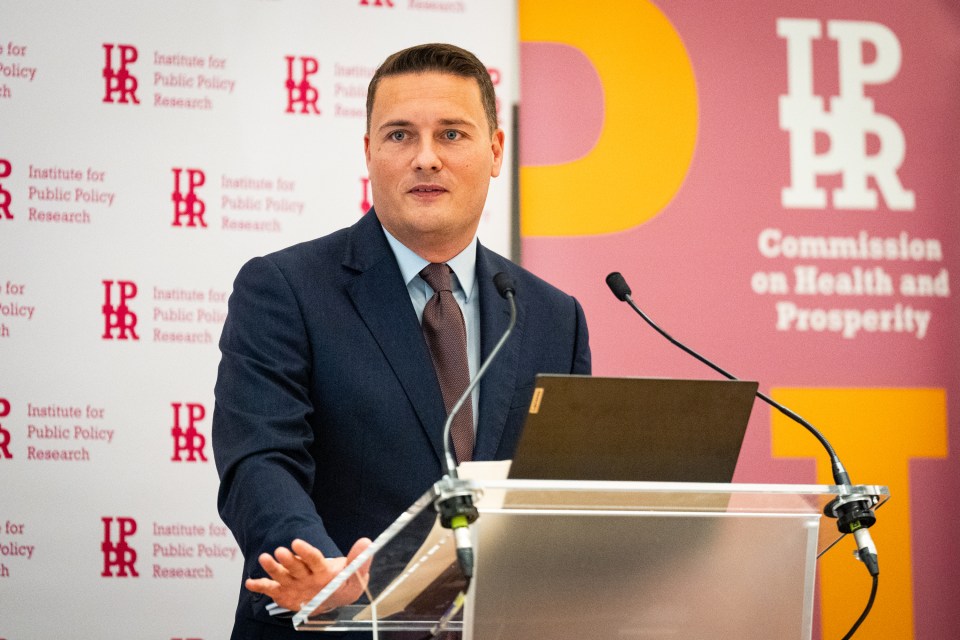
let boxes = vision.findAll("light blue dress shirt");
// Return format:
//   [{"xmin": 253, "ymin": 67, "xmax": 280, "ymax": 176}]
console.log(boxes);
[{"xmin": 382, "ymin": 227, "xmax": 481, "ymax": 431}]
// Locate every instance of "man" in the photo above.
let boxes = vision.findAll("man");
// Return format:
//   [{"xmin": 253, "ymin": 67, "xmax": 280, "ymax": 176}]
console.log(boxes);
[{"xmin": 213, "ymin": 43, "xmax": 591, "ymax": 639}]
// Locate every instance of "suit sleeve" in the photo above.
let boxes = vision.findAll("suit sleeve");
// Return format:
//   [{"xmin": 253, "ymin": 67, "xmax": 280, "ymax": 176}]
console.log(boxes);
[
  {"xmin": 213, "ymin": 255, "xmax": 343, "ymax": 587},
  {"xmin": 571, "ymin": 297, "xmax": 592, "ymax": 375}
]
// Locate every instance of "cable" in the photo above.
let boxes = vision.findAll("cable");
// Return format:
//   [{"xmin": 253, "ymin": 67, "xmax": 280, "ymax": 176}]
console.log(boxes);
[
  {"xmin": 841, "ymin": 573, "xmax": 879, "ymax": 640},
  {"xmin": 364, "ymin": 583, "xmax": 379, "ymax": 640},
  {"xmin": 620, "ymin": 287, "xmax": 845, "ymax": 476},
  {"xmin": 605, "ymin": 271, "xmax": 884, "ymax": 635}
]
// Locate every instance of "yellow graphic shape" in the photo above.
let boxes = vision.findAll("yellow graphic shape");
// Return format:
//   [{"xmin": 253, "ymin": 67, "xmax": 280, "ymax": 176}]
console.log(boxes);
[
  {"xmin": 772, "ymin": 387, "xmax": 948, "ymax": 640},
  {"xmin": 519, "ymin": 0, "xmax": 698, "ymax": 236}
]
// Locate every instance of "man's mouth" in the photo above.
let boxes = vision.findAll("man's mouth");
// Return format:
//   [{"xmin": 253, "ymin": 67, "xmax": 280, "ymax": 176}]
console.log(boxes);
[{"xmin": 409, "ymin": 185, "xmax": 447, "ymax": 194}]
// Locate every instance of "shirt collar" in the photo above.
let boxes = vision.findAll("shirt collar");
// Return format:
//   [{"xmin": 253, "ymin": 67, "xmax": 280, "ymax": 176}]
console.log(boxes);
[{"xmin": 382, "ymin": 226, "xmax": 478, "ymax": 299}]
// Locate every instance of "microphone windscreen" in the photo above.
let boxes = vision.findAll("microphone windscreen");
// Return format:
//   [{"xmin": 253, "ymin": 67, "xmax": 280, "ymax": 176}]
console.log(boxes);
[
  {"xmin": 606, "ymin": 272, "xmax": 632, "ymax": 301},
  {"xmin": 493, "ymin": 272, "xmax": 516, "ymax": 298}
]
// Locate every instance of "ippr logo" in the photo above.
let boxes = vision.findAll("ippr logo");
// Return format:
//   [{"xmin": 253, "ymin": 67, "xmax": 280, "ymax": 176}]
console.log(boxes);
[
  {"xmin": 359, "ymin": 176, "xmax": 371, "ymax": 215},
  {"xmin": 171, "ymin": 402, "xmax": 208, "ymax": 463},
  {"xmin": 285, "ymin": 56, "xmax": 320, "ymax": 114},
  {"xmin": 488, "ymin": 67, "xmax": 502, "ymax": 123},
  {"xmin": 359, "ymin": 0, "xmax": 395, "ymax": 6},
  {"xmin": 101, "ymin": 280, "xmax": 140, "ymax": 340},
  {"xmin": 171, "ymin": 168, "xmax": 207, "ymax": 228},
  {"xmin": 778, "ymin": 19, "xmax": 915, "ymax": 211},
  {"xmin": 0, "ymin": 158, "xmax": 11, "ymax": 220},
  {"xmin": 102, "ymin": 44, "xmax": 140, "ymax": 105},
  {"xmin": 0, "ymin": 397, "xmax": 12, "ymax": 459},
  {"xmin": 101, "ymin": 516, "xmax": 138, "ymax": 577}
]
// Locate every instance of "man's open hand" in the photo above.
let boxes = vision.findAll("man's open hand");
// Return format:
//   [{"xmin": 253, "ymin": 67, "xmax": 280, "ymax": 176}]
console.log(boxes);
[{"xmin": 245, "ymin": 537, "xmax": 372, "ymax": 613}]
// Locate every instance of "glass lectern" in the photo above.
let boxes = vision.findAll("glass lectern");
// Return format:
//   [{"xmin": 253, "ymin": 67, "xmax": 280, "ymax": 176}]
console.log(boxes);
[{"xmin": 287, "ymin": 479, "xmax": 887, "ymax": 639}]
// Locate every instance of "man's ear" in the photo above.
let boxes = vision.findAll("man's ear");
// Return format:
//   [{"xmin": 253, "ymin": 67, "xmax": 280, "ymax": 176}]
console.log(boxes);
[{"xmin": 490, "ymin": 128, "xmax": 505, "ymax": 177}]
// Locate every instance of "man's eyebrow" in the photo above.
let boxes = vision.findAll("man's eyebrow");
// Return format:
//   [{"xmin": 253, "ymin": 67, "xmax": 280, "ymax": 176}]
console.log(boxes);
[
  {"xmin": 377, "ymin": 118, "xmax": 478, "ymax": 131},
  {"xmin": 378, "ymin": 119, "xmax": 413, "ymax": 131},
  {"xmin": 438, "ymin": 118, "xmax": 476, "ymax": 127}
]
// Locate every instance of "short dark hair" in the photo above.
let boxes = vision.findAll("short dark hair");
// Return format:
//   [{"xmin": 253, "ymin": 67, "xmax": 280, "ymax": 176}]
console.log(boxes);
[{"xmin": 366, "ymin": 43, "xmax": 498, "ymax": 134}]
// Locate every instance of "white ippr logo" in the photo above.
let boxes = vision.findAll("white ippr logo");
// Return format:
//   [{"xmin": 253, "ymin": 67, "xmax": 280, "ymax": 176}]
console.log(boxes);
[{"xmin": 778, "ymin": 19, "xmax": 915, "ymax": 211}]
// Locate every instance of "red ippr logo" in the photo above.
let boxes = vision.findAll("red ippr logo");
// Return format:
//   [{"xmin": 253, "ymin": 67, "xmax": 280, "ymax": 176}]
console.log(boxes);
[
  {"xmin": 102, "ymin": 44, "xmax": 140, "ymax": 104},
  {"xmin": 101, "ymin": 516, "xmax": 138, "ymax": 577},
  {"xmin": 488, "ymin": 67, "xmax": 503, "ymax": 123},
  {"xmin": 285, "ymin": 56, "xmax": 320, "ymax": 114},
  {"xmin": 101, "ymin": 280, "xmax": 139, "ymax": 340},
  {"xmin": 0, "ymin": 397, "xmax": 12, "ymax": 459},
  {"xmin": 359, "ymin": 176, "xmax": 371, "ymax": 215},
  {"xmin": 0, "ymin": 159, "xmax": 11, "ymax": 220},
  {"xmin": 171, "ymin": 402, "xmax": 208, "ymax": 462},
  {"xmin": 359, "ymin": 0, "xmax": 395, "ymax": 6},
  {"xmin": 171, "ymin": 168, "xmax": 207, "ymax": 227}
]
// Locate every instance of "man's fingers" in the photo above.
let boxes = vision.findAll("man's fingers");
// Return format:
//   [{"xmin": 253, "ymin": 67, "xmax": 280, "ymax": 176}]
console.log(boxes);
[
  {"xmin": 346, "ymin": 537, "xmax": 373, "ymax": 580},
  {"xmin": 346, "ymin": 537, "xmax": 372, "ymax": 562},
  {"xmin": 290, "ymin": 538, "xmax": 328, "ymax": 573},
  {"xmin": 246, "ymin": 576, "xmax": 302, "ymax": 611},
  {"xmin": 328, "ymin": 537, "xmax": 372, "ymax": 603},
  {"xmin": 245, "ymin": 538, "xmax": 373, "ymax": 613},
  {"xmin": 245, "ymin": 575, "xmax": 279, "ymax": 597},
  {"xmin": 274, "ymin": 545, "xmax": 311, "ymax": 579},
  {"xmin": 257, "ymin": 551, "xmax": 290, "ymax": 582}
]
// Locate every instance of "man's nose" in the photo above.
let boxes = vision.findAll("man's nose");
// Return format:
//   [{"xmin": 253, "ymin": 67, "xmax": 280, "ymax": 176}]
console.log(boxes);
[{"xmin": 412, "ymin": 138, "xmax": 442, "ymax": 171}]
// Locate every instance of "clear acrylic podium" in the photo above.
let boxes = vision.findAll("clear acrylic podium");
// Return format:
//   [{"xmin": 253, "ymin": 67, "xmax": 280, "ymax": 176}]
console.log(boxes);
[{"xmin": 291, "ymin": 479, "xmax": 888, "ymax": 639}]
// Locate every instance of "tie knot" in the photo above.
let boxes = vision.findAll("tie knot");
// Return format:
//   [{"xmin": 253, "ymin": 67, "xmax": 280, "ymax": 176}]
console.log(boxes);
[{"xmin": 420, "ymin": 263, "xmax": 453, "ymax": 294}]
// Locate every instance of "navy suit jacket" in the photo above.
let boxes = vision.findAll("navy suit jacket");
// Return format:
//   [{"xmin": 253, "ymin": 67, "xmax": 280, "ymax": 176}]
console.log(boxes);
[{"xmin": 213, "ymin": 210, "xmax": 591, "ymax": 638}]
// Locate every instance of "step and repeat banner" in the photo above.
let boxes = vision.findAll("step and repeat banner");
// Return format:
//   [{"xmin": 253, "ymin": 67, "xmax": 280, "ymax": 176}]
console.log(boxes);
[
  {"xmin": 0, "ymin": 1, "xmax": 516, "ymax": 637},
  {"xmin": 519, "ymin": 1, "xmax": 957, "ymax": 639},
  {"xmin": 4, "ymin": 0, "xmax": 957, "ymax": 638}
]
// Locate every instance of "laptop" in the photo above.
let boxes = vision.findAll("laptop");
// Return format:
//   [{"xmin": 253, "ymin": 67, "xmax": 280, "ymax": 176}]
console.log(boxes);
[{"xmin": 508, "ymin": 375, "xmax": 759, "ymax": 483}]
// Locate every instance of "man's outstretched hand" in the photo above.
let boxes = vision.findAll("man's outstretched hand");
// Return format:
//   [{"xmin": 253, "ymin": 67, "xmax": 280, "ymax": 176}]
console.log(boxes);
[{"xmin": 245, "ymin": 537, "xmax": 372, "ymax": 613}]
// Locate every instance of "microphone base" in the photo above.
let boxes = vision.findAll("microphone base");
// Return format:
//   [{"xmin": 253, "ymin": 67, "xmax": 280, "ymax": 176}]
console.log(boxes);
[
  {"xmin": 432, "ymin": 476, "xmax": 480, "ymax": 529},
  {"xmin": 824, "ymin": 492, "xmax": 879, "ymax": 533},
  {"xmin": 433, "ymin": 476, "xmax": 480, "ymax": 581}
]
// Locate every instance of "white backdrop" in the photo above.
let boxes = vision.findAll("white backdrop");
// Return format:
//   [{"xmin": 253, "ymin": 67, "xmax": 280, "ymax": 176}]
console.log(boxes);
[{"xmin": 0, "ymin": 1, "xmax": 517, "ymax": 637}]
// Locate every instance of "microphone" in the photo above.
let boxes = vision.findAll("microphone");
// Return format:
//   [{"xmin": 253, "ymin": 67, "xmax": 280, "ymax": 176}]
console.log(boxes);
[
  {"xmin": 605, "ymin": 271, "xmax": 879, "ymax": 577},
  {"xmin": 434, "ymin": 271, "xmax": 518, "ymax": 581},
  {"xmin": 493, "ymin": 271, "xmax": 516, "ymax": 298}
]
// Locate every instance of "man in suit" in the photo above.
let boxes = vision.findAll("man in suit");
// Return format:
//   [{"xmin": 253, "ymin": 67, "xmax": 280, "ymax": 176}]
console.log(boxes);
[{"xmin": 213, "ymin": 43, "xmax": 591, "ymax": 638}]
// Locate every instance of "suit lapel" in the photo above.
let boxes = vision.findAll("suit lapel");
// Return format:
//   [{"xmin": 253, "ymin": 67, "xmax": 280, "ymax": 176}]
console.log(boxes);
[
  {"xmin": 341, "ymin": 212, "xmax": 448, "ymax": 464},
  {"xmin": 474, "ymin": 246, "xmax": 524, "ymax": 460}
]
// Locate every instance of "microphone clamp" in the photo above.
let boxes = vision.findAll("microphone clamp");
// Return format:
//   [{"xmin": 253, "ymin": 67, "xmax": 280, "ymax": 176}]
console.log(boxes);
[
  {"xmin": 825, "ymin": 491, "xmax": 880, "ymax": 575},
  {"xmin": 433, "ymin": 477, "xmax": 480, "ymax": 528},
  {"xmin": 824, "ymin": 492, "xmax": 879, "ymax": 532},
  {"xmin": 434, "ymin": 476, "xmax": 481, "ymax": 579}
]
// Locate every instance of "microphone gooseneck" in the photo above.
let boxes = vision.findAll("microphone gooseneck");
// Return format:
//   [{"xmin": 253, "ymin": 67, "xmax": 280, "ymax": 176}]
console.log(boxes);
[
  {"xmin": 440, "ymin": 272, "xmax": 518, "ymax": 479},
  {"xmin": 605, "ymin": 271, "xmax": 879, "ymax": 578},
  {"xmin": 434, "ymin": 272, "xmax": 518, "ymax": 582}
]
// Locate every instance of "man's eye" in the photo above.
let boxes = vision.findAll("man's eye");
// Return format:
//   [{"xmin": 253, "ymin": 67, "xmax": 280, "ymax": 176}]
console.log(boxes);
[
  {"xmin": 443, "ymin": 130, "xmax": 460, "ymax": 140},
  {"xmin": 390, "ymin": 131, "xmax": 406, "ymax": 141}
]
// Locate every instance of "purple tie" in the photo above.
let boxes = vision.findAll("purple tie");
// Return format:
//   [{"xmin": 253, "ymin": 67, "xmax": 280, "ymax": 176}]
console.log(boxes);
[{"xmin": 420, "ymin": 263, "xmax": 474, "ymax": 464}]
